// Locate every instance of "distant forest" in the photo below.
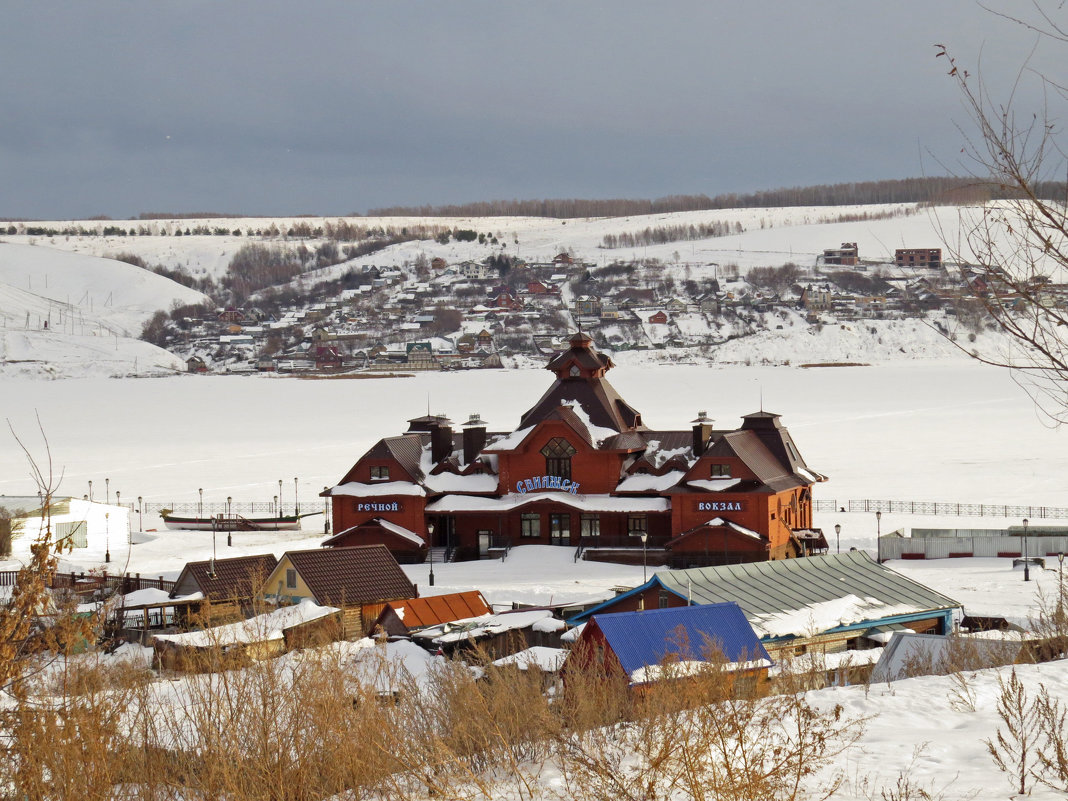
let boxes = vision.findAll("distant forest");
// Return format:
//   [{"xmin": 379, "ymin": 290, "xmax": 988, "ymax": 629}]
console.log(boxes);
[{"xmin": 367, "ymin": 176, "xmax": 1067, "ymax": 219}]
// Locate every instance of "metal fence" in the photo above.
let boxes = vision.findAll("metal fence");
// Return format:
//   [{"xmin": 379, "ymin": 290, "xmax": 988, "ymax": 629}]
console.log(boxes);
[
  {"xmin": 881, "ymin": 535, "xmax": 1068, "ymax": 561},
  {"xmin": 0, "ymin": 570, "xmax": 174, "ymax": 594},
  {"xmin": 144, "ymin": 501, "xmax": 301, "ymax": 517},
  {"xmin": 815, "ymin": 499, "xmax": 1068, "ymax": 519}
]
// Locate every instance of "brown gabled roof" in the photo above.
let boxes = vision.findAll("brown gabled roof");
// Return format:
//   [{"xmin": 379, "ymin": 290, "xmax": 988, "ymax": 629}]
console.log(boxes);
[
  {"xmin": 705, "ymin": 430, "xmax": 803, "ymax": 492},
  {"xmin": 284, "ymin": 545, "xmax": 416, "ymax": 606},
  {"xmin": 171, "ymin": 553, "xmax": 279, "ymax": 602},
  {"xmin": 377, "ymin": 591, "xmax": 492, "ymax": 631},
  {"xmin": 341, "ymin": 434, "xmax": 425, "ymax": 483}
]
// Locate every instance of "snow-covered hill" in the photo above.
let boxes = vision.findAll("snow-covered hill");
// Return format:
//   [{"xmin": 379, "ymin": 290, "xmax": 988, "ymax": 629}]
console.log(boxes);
[
  {"xmin": 0, "ymin": 201, "xmax": 1054, "ymax": 378},
  {"xmin": 0, "ymin": 242, "xmax": 209, "ymax": 378}
]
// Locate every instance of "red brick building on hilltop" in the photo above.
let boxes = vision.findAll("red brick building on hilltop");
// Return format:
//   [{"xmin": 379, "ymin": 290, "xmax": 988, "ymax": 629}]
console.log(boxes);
[{"xmin": 324, "ymin": 333, "xmax": 827, "ymax": 566}]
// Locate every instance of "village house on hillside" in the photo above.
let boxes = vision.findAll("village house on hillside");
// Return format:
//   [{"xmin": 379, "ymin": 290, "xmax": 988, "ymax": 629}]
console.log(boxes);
[{"xmin": 323, "ymin": 332, "xmax": 827, "ymax": 566}]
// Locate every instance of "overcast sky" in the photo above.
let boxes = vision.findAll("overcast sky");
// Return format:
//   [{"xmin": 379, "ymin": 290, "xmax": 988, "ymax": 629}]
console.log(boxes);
[{"xmin": 0, "ymin": 2, "xmax": 1058, "ymax": 219}]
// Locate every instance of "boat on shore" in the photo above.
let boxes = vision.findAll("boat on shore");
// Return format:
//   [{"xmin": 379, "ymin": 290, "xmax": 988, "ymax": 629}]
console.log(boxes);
[{"xmin": 159, "ymin": 509, "xmax": 320, "ymax": 532}]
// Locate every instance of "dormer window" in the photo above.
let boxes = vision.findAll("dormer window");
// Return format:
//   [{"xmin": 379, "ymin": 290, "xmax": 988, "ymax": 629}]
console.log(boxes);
[
  {"xmin": 541, "ymin": 437, "xmax": 576, "ymax": 481},
  {"xmin": 710, "ymin": 463, "xmax": 732, "ymax": 478},
  {"xmin": 370, "ymin": 465, "xmax": 390, "ymax": 481}
]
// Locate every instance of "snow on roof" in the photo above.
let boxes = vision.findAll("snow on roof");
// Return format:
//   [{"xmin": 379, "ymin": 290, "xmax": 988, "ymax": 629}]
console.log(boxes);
[
  {"xmin": 768, "ymin": 648, "xmax": 882, "ymax": 677},
  {"xmin": 425, "ymin": 492, "xmax": 670, "ymax": 514},
  {"xmin": 422, "ymin": 472, "xmax": 500, "ymax": 493},
  {"xmin": 417, "ymin": 609, "xmax": 554, "ymax": 645},
  {"xmin": 615, "ymin": 471, "xmax": 685, "ymax": 492},
  {"xmin": 492, "ymin": 646, "xmax": 567, "ymax": 672},
  {"xmin": 565, "ymin": 401, "xmax": 621, "ymax": 445},
  {"xmin": 485, "ymin": 426, "xmax": 535, "ymax": 451},
  {"xmin": 630, "ymin": 657, "xmax": 773, "ymax": 685},
  {"xmin": 686, "ymin": 478, "xmax": 742, "ymax": 492},
  {"xmin": 374, "ymin": 518, "xmax": 425, "ymax": 547},
  {"xmin": 796, "ymin": 466, "xmax": 820, "ymax": 482},
  {"xmin": 750, "ymin": 594, "xmax": 921, "ymax": 640},
  {"xmin": 699, "ymin": 517, "xmax": 765, "ymax": 542},
  {"xmin": 327, "ymin": 481, "xmax": 426, "ymax": 497},
  {"xmin": 561, "ymin": 622, "xmax": 585, "ymax": 642},
  {"xmin": 118, "ymin": 587, "xmax": 203, "ymax": 607},
  {"xmin": 532, "ymin": 616, "xmax": 566, "ymax": 633},
  {"xmin": 154, "ymin": 599, "xmax": 339, "ymax": 648}
]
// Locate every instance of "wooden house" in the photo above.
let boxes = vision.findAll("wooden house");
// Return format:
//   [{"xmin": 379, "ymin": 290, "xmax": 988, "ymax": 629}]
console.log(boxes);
[
  {"xmin": 564, "ymin": 602, "xmax": 771, "ymax": 692},
  {"xmin": 185, "ymin": 355, "xmax": 208, "ymax": 374},
  {"xmin": 648, "ymin": 310, "xmax": 669, "ymax": 324},
  {"xmin": 170, "ymin": 553, "xmax": 279, "ymax": 626},
  {"xmin": 263, "ymin": 545, "xmax": 417, "ymax": 640}
]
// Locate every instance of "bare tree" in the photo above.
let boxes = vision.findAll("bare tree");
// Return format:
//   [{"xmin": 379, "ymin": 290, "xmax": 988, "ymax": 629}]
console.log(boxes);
[{"xmin": 935, "ymin": 9, "xmax": 1068, "ymax": 422}]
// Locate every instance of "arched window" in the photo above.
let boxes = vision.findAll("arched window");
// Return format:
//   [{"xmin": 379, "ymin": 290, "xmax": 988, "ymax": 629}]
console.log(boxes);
[{"xmin": 541, "ymin": 437, "xmax": 576, "ymax": 480}]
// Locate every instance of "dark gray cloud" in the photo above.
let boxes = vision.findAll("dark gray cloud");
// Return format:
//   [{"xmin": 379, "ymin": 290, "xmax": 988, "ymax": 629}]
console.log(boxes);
[{"xmin": 0, "ymin": 1, "xmax": 1056, "ymax": 218}]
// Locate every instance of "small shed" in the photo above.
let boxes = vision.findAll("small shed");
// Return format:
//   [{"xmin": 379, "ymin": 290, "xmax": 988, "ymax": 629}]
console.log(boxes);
[
  {"xmin": 152, "ymin": 599, "xmax": 342, "ymax": 672},
  {"xmin": 870, "ymin": 631, "xmax": 1024, "ymax": 683},
  {"xmin": 263, "ymin": 545, "xmax": 417, "ymax": 640},
  {"xmin": 564, "ymin": 602, "xmax": 771, "ymax": 691},
  {"xmin": 372, "ymin": 590, "xmax": 492, "ymax": 637},
  {"xmin": 413, "ymin": 609, "xmax": 565, "ymax": 659}
]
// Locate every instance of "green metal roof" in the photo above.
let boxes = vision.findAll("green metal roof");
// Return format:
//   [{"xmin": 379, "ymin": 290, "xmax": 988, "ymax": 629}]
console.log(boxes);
[{"xmin": 654, "ymin": 551, "xmax": 959, "ymax": 623}]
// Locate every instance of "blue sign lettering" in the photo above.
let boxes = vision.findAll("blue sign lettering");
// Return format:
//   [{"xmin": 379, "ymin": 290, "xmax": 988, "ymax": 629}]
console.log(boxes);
[{"xmin": 515, "ymin": 475, "xmax": 580, "ymax": 494}]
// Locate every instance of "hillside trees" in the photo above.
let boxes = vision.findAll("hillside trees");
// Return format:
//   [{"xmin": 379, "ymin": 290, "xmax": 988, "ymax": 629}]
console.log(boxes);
[{"xmin": 936, "ymin": 6, "xmax": 1068, "ymax": 422}]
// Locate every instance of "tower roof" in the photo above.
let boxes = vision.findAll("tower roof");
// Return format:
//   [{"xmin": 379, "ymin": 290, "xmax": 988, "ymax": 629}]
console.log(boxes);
[{"xmin": 519, "ymin": 333, "xmax": 643, "ymax": 433}]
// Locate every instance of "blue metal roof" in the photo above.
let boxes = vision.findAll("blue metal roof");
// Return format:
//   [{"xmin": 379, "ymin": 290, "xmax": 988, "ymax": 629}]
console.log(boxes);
[{"xmin": 591, "ymin": 602, "xmax": 770, "ymax": 678}]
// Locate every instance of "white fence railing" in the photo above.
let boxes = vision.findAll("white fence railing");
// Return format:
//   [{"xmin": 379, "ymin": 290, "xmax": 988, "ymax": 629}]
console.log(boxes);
[{"xmin": 882, "ymin": 535, "xmax": 1068, "ymax": 561}]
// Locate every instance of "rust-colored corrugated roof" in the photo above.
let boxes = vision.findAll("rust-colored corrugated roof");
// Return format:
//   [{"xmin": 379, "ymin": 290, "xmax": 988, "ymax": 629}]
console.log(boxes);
[
  {"xmin": 284, "ymin": 545, "xmax": 416, "ymax": 607},
  {"xmin": 382, "ymin": 590, "xmax": 492, "ymax": 630},
  {"xmin": 172, "ymin": 553, "xmax": 279, "ymax": 602}
]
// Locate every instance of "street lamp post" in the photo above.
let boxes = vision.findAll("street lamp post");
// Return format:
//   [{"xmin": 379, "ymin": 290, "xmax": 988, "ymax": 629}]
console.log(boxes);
[
  {"xmin": 876, "ymin": 510, "xmax": 882, "ymax": 563},
  {"xmin": 105, "ymin": 478, "xmax": 110, "ymax": 505},
  {"xmin": 198, "ymin": 488, "xmax": 203, "ymax": 519},
  {"xmin": 1023, "ymin": 518, "xmax": 1030, "ymax": 582},
  {"xmin": 227, "ymin": 496, "xmax": 233, "ymax": 547},
  {"xmin": 104, "ymin": 512, "xmax": 111, "ymax": 563},
  {"xmin": 137, "ymin": 496, "xmax": 142, "ymax": 532},
  {"xmin": 640, "ymin": 531, "xmax": 648, "ymax": 583},
  {"xmin": 279, "ymin": 480, "xmax": 283, "ymax": 514},
  {"xmin": 88, "ymin": 480, "xmax": 93, "ymax": 502},
  {"xmin": 274, "ymin": 495, "xmax": 278, "ymax": 516},
  {"xmin": 427, "ymin": 522, "xmax": 435, "ymax": 587},
  {"xmin": 294, "ymin": 478, "xmax": 299, "ymax": 514},
  {"xmin": 835, "ymin": 523, "xmax": 841, "ymax": 554}
]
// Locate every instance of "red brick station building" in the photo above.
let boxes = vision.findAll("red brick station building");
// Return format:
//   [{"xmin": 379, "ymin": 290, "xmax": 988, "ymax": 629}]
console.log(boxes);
[{"xmin": 323, "ymin": 333, "xmax": 828, "ymax": 566}]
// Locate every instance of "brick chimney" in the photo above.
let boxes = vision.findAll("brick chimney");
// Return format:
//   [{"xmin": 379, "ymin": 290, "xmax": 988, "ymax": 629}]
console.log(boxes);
[
  {"xmin": 691, "ymin": 411, "xmax": 714, "ymax": 457},
  {"xmin": 430, "ymin": 415, "xmax": 454, "ymax": 463},
  {"xmin": 462, "ymin": 414, "xmax": 487, "ymax": 465}
]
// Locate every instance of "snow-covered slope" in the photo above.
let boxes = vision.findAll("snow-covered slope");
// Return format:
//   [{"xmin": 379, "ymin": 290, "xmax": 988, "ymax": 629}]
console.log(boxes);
[{"xmin": 0, "ymin": 242, "xmax": 208, "ymax": 378}]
